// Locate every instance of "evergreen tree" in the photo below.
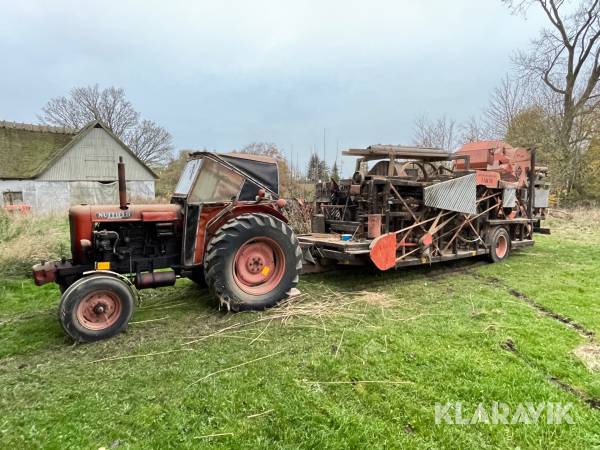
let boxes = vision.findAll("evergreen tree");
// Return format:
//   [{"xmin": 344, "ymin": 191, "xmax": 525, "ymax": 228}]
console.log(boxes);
[
  {"xmin": 318, "ymin": 160, "xmax": 330, "ymax": 181},
  {"xmin": 331, "ymin": 161, "xmax": 340, "ymax": 182},
  {"xmin": 307, "ymin": 153, "xmax": 321, "ymax": 182},
  {"xmin": 307, "ymin": 153, "xmax": 332, "ymax": 182}
]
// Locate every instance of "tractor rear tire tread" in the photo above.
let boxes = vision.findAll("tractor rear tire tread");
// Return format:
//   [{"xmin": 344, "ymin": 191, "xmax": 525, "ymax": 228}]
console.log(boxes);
[{"xmin": 204, "ymin": 213, "xmax": 302, "ymax": 311}]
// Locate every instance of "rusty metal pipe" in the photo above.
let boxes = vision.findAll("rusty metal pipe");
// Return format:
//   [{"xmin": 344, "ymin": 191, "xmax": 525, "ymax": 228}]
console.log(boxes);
[
  {"xmin": 118, "ymin": 156, "xmax": 128, "ymax": 210},
  {"xmin": 527, "ymin": 148, "xmax": 536, "ymax": 220},
  {"xmin": 135, "ymin": 271, "xmax": 176, "ymax": 289}
]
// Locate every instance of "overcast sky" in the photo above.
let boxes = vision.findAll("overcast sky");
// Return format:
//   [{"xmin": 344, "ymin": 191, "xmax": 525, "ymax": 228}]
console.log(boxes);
[{"xmin": 0, "ymin": 0, "xmax": 545, "ymax": 172}]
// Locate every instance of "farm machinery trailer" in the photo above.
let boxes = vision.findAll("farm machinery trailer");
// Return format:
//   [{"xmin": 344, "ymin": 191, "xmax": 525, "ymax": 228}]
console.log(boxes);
[
  {"xmin": 32, "ymin": 141, "xmax": 549, "ymax": 342},
  {"xmin": 300, "ymin": 141, "xmax": 550, "ymax": 272}
]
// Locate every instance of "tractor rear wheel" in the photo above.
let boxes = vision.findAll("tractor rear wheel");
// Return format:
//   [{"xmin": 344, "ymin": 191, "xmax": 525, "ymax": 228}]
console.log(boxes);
[
  {"xmin": 58, "ymin": 275, "xmax": 135, "ymax": 342},
  {"xmin": 204, "ymin": 213, "xmax": 302, "ymax": 311},
  {"xmin": 487, "ymin": 226, "xmax": 511, "ymax": 263}
]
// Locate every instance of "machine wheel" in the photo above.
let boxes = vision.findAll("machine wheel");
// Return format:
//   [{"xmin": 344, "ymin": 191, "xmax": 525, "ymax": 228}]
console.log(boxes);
[
  {"xmin": 58, "ymin": 275, "xmax": 135, "ymax": 342},
  {"xmin": 487, "ymin": 226, "xmax": 511, "ymax": 263},
  {"xmin": 204, "ymin": 213, "xmax": 302, "ymax": 311}
]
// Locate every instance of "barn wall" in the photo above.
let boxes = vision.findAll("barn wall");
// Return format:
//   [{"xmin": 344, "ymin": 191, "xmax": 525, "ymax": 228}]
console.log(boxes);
[
  {"xmin": 38, "ymin": 127, "xmax": 156, "ymax": 182},
  {"xmin": 0, "ymin": 180, "xmax": 155, "ymax": 213},
  {"xmin": 126, "ymin": 181, "xmax": 155, "ymax": 202},
  {"xmin": 0, "ymin": 180, "xmax": 70, "ymax": 212}
]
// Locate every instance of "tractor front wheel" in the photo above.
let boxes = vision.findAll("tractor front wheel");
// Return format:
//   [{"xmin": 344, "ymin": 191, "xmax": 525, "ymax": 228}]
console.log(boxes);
[
  {"xmin": 204, "ymin": 213, "xmax": 302, "ymax": 311},
  {"xmin": 58, "ymin": 275, "xmax": 135, "ymax": 342}
]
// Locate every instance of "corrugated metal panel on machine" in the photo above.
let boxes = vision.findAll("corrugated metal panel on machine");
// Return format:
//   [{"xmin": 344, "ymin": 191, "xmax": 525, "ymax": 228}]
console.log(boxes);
[{"xmin": 423, "ymin": 173, "xmax": 477, "ymax": 215}]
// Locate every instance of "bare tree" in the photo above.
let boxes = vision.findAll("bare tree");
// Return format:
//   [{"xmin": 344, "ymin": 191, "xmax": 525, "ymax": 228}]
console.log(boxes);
[
  {"xmin": 39, "ymin": 84, "xmax": 173, "ymax": 166},
  {"xmin": 485, "ymin": 75, "xmax": 529, "ymax": 138},
  {"xmin": 40, "ymin": 85, "xmax": 139, "ymax": 136},
  {"xmin": 504, "ymin": 0, "xmax": 600, "ymax": 194},
  {"xmin": 126, "ymin": 120, "xmax": 174, "ymax": 166},
  {"xmin": 413, "ymin": 115, "xmax": 458, "ymax": 150},
  {"xmin": 460, "ymin": 116, "xmax": 491, "ymax": 142},
  {"xmin": 240, "ymin": 142, "xmax": 285, "ymax": 160}
]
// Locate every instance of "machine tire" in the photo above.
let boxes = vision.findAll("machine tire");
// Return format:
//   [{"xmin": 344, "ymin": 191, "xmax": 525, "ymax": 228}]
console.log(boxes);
[
  {"xmin": 58, "ymin": 275, "xmax": 135, "ymax": 342},
  {"xmin": 487, "ymin": 226, "xmax": 511, "ymax": 263},
  {"xmin": 204, "ymin": 213, "xmax": 302, "ymax": 311}
]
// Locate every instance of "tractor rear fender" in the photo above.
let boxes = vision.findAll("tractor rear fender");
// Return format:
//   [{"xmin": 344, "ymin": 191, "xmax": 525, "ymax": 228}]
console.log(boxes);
[
  {"xmin": 208, "ymin": 204, "xmax": 288, "ymax": 232},
  {"xmin": 194, "ymin": 204, "xmax": 288, "ymax": 266}
]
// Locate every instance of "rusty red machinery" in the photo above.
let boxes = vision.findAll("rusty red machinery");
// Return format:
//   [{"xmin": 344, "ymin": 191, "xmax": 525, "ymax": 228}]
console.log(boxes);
[
  {"xmin": 299, "ymin": 141, "xmax": 549, "ymax": 272},
  {"xmin": 32, "ymin": 141, "xmax": 549, "ymax": 343},
  {"xmin": 2, "ymin": 204, "xmax": 31, "ymax": 214},
  {"xmin": 33, "ymin": 153, "xmax": 302, "ymax": 342},
  {"xmin": 1, "ymin": 189, "xmax": 31, "ymax": 214}
]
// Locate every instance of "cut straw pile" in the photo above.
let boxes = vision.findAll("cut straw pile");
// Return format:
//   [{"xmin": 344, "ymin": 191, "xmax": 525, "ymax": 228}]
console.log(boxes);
[
  {"xmin": 177, "ymin": 287, "xmax": 398, "ymax": 347},
  {"xmin": 266, "ymin": 287, "xmax": 397, "ymax": 324}
]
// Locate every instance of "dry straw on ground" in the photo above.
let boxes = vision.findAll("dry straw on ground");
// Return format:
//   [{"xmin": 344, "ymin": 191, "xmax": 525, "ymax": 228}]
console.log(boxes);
[
  {"xmin": 547, "ymin": 207, "xmax": 600, "ymax": 236},
  {"xmin": 574, "ymin": 343, "xmax": 600, "ymax": 372}
]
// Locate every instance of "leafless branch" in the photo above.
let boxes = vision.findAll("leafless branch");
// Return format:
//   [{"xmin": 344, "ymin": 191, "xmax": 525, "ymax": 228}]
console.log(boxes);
[
  {"xmin": 412, "ymin": 115, "xmax": 458, "ymax": 151},
  {"xmin": 39, "ymin": 84, "xmax": 173, "ymax": 166},
  {"xmin": 125, "ymin": 119, "xmax": 174, "ymax": 166},
  {"xmin": 503, "ymin": 0, "xmax": 600, "ymax": 196}
]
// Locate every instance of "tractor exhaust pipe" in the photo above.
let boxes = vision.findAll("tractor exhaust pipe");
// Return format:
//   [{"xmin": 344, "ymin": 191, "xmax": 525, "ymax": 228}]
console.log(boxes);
[
  {"xmin": 118, "ymin": 156, "xmax": 128, "ymax": 210},
  {"xmin": 135, "ymin": 271, "xmax": 177, "ymax": 289}
]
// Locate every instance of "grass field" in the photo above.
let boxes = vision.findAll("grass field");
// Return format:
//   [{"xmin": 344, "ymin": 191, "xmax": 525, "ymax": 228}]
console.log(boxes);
[{"xmin": 0, "ymin": 211, "xmax": 599, "ymax": 449}]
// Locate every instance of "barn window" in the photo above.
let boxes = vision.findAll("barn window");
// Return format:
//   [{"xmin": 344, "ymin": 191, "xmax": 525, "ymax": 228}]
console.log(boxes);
[{"xmin": 3, "ymin": 191, "xmax": 23, "ymax": 205}]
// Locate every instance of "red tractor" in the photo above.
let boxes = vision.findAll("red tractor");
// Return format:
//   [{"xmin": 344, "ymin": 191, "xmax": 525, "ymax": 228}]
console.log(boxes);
[{"xmin": 33, "ymin": 152, "xmax": 302, "ymax": 342}]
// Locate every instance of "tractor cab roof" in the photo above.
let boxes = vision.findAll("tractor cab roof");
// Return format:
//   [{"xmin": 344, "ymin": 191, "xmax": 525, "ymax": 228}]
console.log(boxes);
[{"xmin": 176, "ymin": 151, "xmax": 279, "ymax": 200}]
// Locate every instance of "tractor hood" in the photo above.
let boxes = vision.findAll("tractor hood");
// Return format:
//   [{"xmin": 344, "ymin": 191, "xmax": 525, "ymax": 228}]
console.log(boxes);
[{"xmin": 69, "ymin": 204, "xmax": 183, "ymax": 263}]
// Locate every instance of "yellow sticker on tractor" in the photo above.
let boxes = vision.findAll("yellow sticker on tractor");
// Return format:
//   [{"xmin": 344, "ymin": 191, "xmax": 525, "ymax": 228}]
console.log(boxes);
[
  {"xmin": 261, "ymin": 266, "xmax": 270, "ymax": 276},
  {"xmin": 97, "ymin": 261, "xmax": 111, "ymax": 271}
]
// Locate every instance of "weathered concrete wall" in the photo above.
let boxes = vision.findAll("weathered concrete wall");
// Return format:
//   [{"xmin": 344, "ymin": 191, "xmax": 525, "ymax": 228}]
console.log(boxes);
[
  {"xmin": 0, "ymin": 180, "xmax": 155, "ymax": 213},
  {"xmin": 0, "ymin": 180, "xmax": 70, "ymax": 211}
]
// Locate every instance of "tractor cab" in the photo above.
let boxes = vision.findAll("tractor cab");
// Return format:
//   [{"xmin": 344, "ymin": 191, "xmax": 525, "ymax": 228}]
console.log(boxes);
[
  {"xmin": 171, "ymin": 152, "xmax": 280, "ymax": 205},
  {"xmin": 169, "ymin": 152, "xmax": 288, "ymax": 269}
]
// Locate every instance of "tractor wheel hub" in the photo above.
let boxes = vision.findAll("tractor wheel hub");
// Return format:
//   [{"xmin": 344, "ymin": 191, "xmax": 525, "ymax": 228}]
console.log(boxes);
[
  {"xmin": 233, "ymin": 237, "xmax": 286, "ymax": 295},
  {"xmin": 76, "ymin": 290, "xmax": 122, "ymax": 331},
  {"xmin": 247, "ymin": 256, "xmax": 265, "ymax": 273}
]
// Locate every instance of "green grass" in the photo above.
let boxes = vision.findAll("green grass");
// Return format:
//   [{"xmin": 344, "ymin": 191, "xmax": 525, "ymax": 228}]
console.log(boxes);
[{"xmin": 0, "ymin": 215, "xmax": 599, "ymax": 449}]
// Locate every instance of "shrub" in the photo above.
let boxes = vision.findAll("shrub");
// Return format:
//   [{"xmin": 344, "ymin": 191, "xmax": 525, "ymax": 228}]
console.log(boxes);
[{"xmin": 0, "ymin": 211, "xmax": 70, "ymax": 277}]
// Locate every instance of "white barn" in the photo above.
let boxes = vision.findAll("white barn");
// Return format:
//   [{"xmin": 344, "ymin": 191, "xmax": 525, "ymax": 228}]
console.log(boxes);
[{"xmin": 0, "ymin": 120, "xmax": 157, "ymax": 212}]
